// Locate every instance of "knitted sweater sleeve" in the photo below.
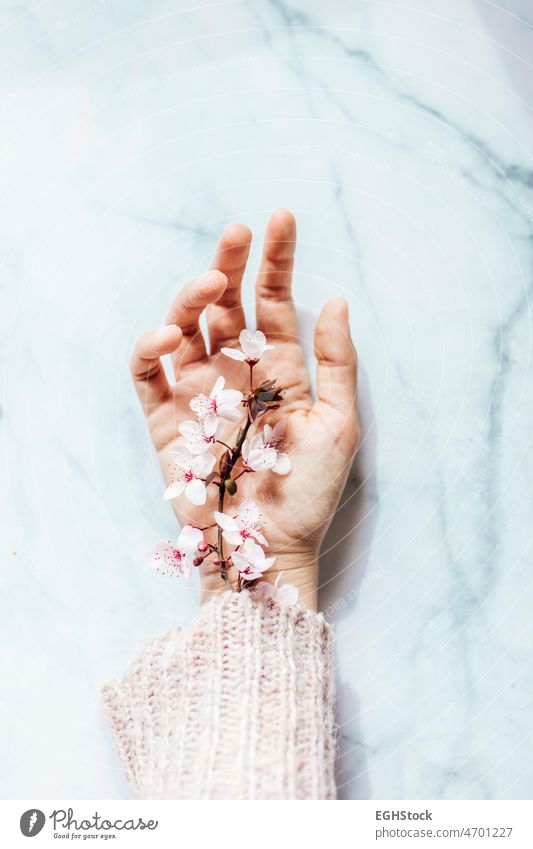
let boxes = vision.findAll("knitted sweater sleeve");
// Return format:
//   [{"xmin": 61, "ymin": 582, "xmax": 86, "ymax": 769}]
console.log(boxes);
[{"xmin": 102, "ymin": 590, "xmax": 336, "ymax": 800}]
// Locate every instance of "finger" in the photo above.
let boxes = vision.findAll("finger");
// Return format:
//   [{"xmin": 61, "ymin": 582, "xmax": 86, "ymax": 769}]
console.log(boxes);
[
  {"xmin": 206, "ymin": 222, "xmax": 252, "ymax": 352},
  {"xmin": 255, "ymin": 208, "xmax": 299, "ymax": 337},
  {"xmin": 130, "ymin": 324, "xmax": 182, "ymax": 412},
  {"xmin": 166, "ymin": 270, "xmax": 227, "ymax": 369},
  {"xmin": 313, "ymin": 298, "xmax": 358, "ymax": 422}
]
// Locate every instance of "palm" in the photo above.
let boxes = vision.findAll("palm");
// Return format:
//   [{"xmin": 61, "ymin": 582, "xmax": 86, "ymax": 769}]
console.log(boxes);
[{"xmin": 132, "ymin": 211, "xmax": 358, "ymax": 603}]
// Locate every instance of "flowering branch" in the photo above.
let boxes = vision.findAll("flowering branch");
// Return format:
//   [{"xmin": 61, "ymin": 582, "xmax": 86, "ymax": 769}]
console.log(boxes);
[
  {"xmin": 216, "ymin": 413, "xmax": 253, "ymax": 588},
  {"xmin": 148, "ymin": 329, "xmax": 298, "ymax": 605}
]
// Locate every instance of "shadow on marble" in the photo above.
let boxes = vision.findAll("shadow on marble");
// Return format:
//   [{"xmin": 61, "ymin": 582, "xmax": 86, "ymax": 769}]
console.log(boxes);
[{"xmin": 319, "ymin": 363, "xmax": 379, "ymax": 799}]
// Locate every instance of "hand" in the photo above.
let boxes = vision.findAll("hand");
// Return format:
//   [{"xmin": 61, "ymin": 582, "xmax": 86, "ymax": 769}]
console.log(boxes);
[{"xmin": 131, "ymin": 209, "xmax": 359, "ymax": 609}]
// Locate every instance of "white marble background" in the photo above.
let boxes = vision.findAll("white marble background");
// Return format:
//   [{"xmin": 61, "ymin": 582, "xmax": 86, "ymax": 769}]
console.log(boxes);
[{"xmin": 1, "ymin": 0, "xmax": 532, "ymax": 800}]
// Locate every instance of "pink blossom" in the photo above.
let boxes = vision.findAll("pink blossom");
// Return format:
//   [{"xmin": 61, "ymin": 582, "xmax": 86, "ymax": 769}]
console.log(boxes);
[
  {"xmin": 255, "ymin": 572, "xmax": 299, "ymax": 608},
  {"xmin": 147, "ymin": 525, "xmax": 204, "ymax": 578},
  {"xmin": 163, "ymin": 445, "xmax": 215, "ymax": 505},
  {"xmin": 189, "ymin": 376, "xmax": 243, "ymax": 436},
  {"xmin": 242, "ymin": 421, "xmax": 291, "ymax": 474},
  {"xmin": 214, "ymin": 498, "xmax": 268, "ymax": 547},
  {"xmin": 178, "ymin": 418, "xmax": 224, "ymax": 454},
  {"xmin": 221, "ymin": 329, "xmax": 274, "ymax": 364},
  {"xmin": 231, "ymin": 538, "xmax": 275, "ymax": 581}
]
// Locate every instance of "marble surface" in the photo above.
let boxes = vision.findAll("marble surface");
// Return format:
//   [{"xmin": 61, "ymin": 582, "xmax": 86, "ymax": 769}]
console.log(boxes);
[{"xmin": 1, "ymin": 0, "xmax": 532, "ymax": 800}]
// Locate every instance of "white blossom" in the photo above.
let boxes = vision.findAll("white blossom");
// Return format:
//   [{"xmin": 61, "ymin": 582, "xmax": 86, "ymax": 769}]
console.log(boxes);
[
  {"xmin": 242, "ymin": 421, "xmax": 291, "ymax": 474},
  {"xmin": 214, "ymin": 498, "xmax": 268, "ymax": 546},
  {"xmin": 189, "ymin": 376, "xmax": 243, "ymax": 436},
  {"xmin": 178, "ymin": 418, "xmax": 224, "ymax": 454},
  {"xmin": 163, "ymin": 445, "xmax": 216, "ymax": 505},
  {"xmin": 147, "ymin": 525, "xmax": 204, "ymax": 578},
  {"xmin": 231, "ymin": 538, "xmax": 275, "ymax": 581},
  {"xmin": 255, "ymin": 572, "xmax": 299, "ymax": 607},
  {"xmin": 221, "ymin": 329, "xmax": 274, "ymax": 363}
]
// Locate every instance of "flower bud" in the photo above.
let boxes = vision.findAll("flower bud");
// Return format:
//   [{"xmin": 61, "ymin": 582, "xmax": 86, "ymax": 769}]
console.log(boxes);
[
  {"xmin": 248, "ymin": 396, "xmax": 259, "ymax": 421},
  {"xmin": 193, "ymin": 556, "xmax": 204, "ymax": 567},
  {"xmin": 213, "ymin": 558, "xmax": 222, "ymax": 566},
  {"xmin": 224, "ymin": 478, "xmax": 237, "ymax": 495},
  {"xmin": 197, "ymin": 541, "xmax": 209, "ymax": 553},
  {"xmin": 219, "ymin": 450, "xmax": 231, "ymax": 478},
  {"xmin": 256, "ymin": 384, "xmax": 285, "ymax": 411}
]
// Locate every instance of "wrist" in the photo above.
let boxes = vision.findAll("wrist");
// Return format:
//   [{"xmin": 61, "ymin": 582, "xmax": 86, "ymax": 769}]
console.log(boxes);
[{"xmin": 262, "ymin": 549, "xmax": 319, "ymax": 611}]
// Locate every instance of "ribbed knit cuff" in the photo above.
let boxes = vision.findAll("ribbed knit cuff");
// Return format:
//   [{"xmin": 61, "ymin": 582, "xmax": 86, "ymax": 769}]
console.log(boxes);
[{"xmin": 102, "ymin": 591, "xmax": 336, "ymax": 799}]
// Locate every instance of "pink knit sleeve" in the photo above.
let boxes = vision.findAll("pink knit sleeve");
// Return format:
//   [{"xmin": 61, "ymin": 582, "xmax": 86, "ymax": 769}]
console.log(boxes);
[{"xmin": 102, "ymin": 590, "xmax": 336, "ymax": 799}]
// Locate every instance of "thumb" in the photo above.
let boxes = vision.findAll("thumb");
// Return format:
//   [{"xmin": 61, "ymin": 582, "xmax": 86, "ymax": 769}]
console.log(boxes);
[{"xmin": 314, "ymin": 298, "xmax": 358, "ymax": 422}]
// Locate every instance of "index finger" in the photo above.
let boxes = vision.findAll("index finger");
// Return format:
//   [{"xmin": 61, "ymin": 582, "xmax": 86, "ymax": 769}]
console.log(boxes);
[
  {"xmin": 166, "ymin": 270, "xmax": 227, "ymax": 371},
  {"xmin": 130, "ymin": 324, "xmax": 182, "ymax": 412}
]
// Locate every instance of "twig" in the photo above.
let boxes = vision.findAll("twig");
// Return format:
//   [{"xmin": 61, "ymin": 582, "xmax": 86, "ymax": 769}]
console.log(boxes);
[
  {"xmin": 215, "ymin": 365, "xmax": 256, "ymax": 588},
  {"xmin": 215, "ymin": 439, "xmax": 233, "ymax": 451}
]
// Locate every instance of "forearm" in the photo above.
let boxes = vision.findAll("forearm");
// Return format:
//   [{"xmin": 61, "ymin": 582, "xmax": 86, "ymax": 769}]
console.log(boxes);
[{"xmin": 102, "ymin": 590, "xmax": 335, "ymax": 799}]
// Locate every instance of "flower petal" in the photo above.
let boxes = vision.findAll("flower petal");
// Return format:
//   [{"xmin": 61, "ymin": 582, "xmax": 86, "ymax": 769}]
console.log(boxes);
[
  {"xmin": 248, "ymin": 447, "xmax": 277, "ymax": 471},
  {"xmin": 254, "ymin": 581, "xmax": 275, "ymax": 600},
  {"xmin": 192, "ymin": 452, "xmax": 216, "ymax": 476},
  {"xmin": 251, "ymin": 529, "xmax": 268, "ymax": 546},
  {"xmin": 239, "ymin": 328, "xmax": 268, "ymax": 358},
  {"xmin": 231, "ymin": 551, "xmax": 249, "ymax": 574},
  {"xmin": 273, "ymin": 452, "xmax": 291, "ymax": 475},
  {"xmin": 178, "ymin": 419, "xmax": 198, "ymax": 439},
  {"xmin": 243, "ymin": 568, "xmax": 264, "ymax": 581},
  {"xmin": 203, "ymin": 413, "xmax": 218, "ymax": 437},
  {"xmin": 147, "ymin": 540, "xmax": 179, "ymax": 574},
  {"xmin": 178, "ymin": 524, "xmax": 204, "ymax": 553},
  {"xmin": 219, "ymin": 389, "xmax": 243, "ymax": 407},
  {"xmin": 163, "ymin": 480, "xmax": 186, "ymax": 500},
  {"xmin": 221, "ymin": 347, "xmax": 246, "ymax": 361},
  {"xmin": 190, "ymin": 394, "xmax": 210, "ymax": 418},
  {"xmin": 217, "ymin": 405, "xmax": 242, "ymax": 423},
  {"xmin": 214, "ymin": 511, "xmax": 235, "ymax": 531},
  {"xmin": 178, "ymin": 421, "xmax": 211, "ymax": 453},
  {"xmin": 277, "ymin": 584, "xmax": 299, "ymax": 607},
  {"xmin": 187, "ymin": 440, "xmax": 211, "ymax": 455},
  {"xmin": 239, "ymin": 328, "xmax": 260, "ymax": 357},
  {"xmin": 185, "ymin": 478, "xmax": 207, "ymax": 505},
  {"xmin": 240, "ymin": 538, "xmax": 265, "ymax": 563},
  {"xmin": 180, "ymin": 559, "xmax": 193, "ymax": 579},
  {"xmin": 249, "ymin": 434, "xmax": 264, "ymax": 451},
  {"xmin": 223, "ymin": 529, "xmax": 244, "ymax": 546},
  {"xmin": 263, "ymin": 424, "xmax": 273, "ymax": 443},
  {"xmin": 172, "ymin": 443, "xmax": 193, "ymax": 461},
  {"xmin": 211, "ymin": 375, "xmax": 225, "ymax": 398},
  {"xmin": 238, "ymin": 498, "xmax": 260, "ymax": 526},
  {"xmin": 261, "ymin": 556, "xmax": 276, "ymax": 573}
]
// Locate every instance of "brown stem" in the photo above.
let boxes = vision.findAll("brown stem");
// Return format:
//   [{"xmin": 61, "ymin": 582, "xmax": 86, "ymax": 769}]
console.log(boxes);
[
  {"xmin": 215, "ymin": 439, "xmax": 233, "ymax": 451},
  {"xmin": 215, "ymin": 398, "xmax": 255, "ymax": 590},
  {"xmin": 217, "ymin": 482, "xmax": 226, "ymax": 576}
]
